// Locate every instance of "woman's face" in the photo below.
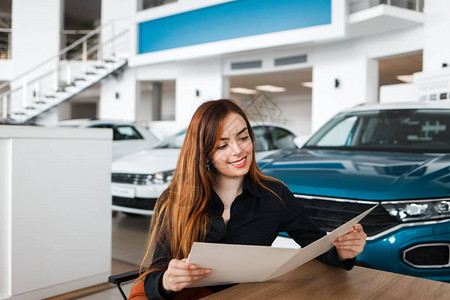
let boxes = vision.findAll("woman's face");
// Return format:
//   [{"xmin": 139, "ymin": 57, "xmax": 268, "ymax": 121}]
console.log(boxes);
[{"xmin": 211, "ymin": 112, "xmax": 253, "ymax": 179}]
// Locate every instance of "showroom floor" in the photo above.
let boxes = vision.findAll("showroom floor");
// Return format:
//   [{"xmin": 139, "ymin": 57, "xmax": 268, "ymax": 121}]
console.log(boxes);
[{"xmin": 47, "ymin": 213, "xmax": 152, "ymax": 300}]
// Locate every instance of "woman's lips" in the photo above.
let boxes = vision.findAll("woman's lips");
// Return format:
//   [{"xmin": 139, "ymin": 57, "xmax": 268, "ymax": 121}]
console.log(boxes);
[{"xmin": 229, "ymin": 156, "xmax": 247, "ymax": 168}]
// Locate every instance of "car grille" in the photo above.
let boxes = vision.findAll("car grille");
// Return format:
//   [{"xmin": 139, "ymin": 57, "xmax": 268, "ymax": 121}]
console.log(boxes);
[
  {"xmin": 113, "ymin": 196, "xmax": 158, "ymax": 210},
  {"xmin": 112, "ymin": 173, "xmax": 150, "ymax": 185},
  {"xmin": 294, "ymin": 195, "xmax": 400, "ymax": 237}
]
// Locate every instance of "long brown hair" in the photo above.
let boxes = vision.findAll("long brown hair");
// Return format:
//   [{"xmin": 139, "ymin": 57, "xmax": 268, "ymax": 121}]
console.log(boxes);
[{"xmin": 138, "ymin": 99, "xmax": 280, "ymax": 280}]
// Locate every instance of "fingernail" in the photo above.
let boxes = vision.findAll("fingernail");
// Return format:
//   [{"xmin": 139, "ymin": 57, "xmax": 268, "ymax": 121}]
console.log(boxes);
[
  {"xmin": 190, "ymin": 265, "xmax": 196, "ymax": 269},
  {"xmin": 205, "ymin": 269, "xmax": 211, "ymax": 274}
]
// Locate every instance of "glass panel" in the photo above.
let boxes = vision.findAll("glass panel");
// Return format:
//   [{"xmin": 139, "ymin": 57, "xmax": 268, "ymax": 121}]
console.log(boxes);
[
  {"xmin": 316, "ymin": 116, "xmax": 357, "ymax": 146},
  {"xmin": 114, "ymin": 126, "xmax": 144, "ymax": 141},
  {"xmin": 139, "ymin": 0, "xmax": 177, "ymax": 11},
  {"xmin": 269, "ymin": 127, "xmax": 296, "ymax": 149},
  {"xmin": 306, "ymin": 109, "xmax": 450, "ymax": 152},
  {"xmin": 253, "ymin": 126, "xmax": 269, "ymax": 152}
]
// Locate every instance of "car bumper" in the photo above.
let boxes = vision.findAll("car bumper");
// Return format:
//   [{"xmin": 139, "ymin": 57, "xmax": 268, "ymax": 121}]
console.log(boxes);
[
  {"xmin": 111, "ymin": 182, "xmax": 168, "ymax": 214},
  {"xmin": 357, "ymin": 220, "xmax": 450, "ymax": 282}
]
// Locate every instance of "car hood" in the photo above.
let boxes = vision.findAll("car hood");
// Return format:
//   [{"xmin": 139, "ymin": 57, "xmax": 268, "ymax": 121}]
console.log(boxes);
[
  {"xmin": 259, "ymin": 149, "xmax": 450, "ymax": 200},
  {"xmin": 112, "ymin": 148, "xmax": 180, "ymax": 174}
]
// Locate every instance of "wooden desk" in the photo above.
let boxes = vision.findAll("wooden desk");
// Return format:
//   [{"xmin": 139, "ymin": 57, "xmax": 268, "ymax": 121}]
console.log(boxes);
[{"xmin": 203, "ymin": 260, "xmax": 450, "ymax": 299}]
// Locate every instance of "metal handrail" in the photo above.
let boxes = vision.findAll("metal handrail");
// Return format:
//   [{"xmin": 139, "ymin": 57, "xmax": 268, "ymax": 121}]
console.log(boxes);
[
  {"xmin": 0, "ymin": 17, "xmax": 128, "ymax": 92},
  {"xmin": 0, "ymin": 27, "xmax": 129, "ymax": 101}
]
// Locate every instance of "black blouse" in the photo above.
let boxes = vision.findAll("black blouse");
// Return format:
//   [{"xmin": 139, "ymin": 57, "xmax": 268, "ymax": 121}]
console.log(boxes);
[{"xmin": 144, "ymin": 176, "xmax": 355, "ymax": 299}]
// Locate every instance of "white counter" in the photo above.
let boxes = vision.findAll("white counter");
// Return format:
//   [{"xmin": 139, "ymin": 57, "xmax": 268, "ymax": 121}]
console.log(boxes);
[{"xmin": 0, "ymin": 126, "xmax": 112, "ymax": 300}]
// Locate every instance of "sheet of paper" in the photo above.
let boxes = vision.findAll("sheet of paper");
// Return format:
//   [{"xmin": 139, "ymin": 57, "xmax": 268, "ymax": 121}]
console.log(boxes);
[
  {"xmin": 267, "ymin": 204, "xmax": 377, "ymax": 279},
  {"xmin": 187, "ymin": 243, "xmax": 298, "ymax": 286},
  {"xmin": 187, "ymin": 205, "xmax": 377, "ymax": 287}
]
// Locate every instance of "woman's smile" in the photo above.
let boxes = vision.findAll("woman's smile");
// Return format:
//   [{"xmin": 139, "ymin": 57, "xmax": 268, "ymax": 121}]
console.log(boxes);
[{"xmin": 229, "ymin": 156, "xmax": 247, "ymax": 168}]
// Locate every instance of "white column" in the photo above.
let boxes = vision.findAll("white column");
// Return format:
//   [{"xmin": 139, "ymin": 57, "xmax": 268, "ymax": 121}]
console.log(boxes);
[
  {"xmin": 422, "ymin": 0, "xmax": 450, "ymax": 72},
  {"xmin": 175, "ymin": 57, "xmax": 225, "ymax": 126},
  {"xmin": 311, "ymin": 40, "xmax": 378, "ymax": 131},
  {"xmin": 101, "ymin": 0, "xmax": 135, "ymax": 58},
  {"xmin": 11, "ymin": 0, "xmax": 61, "ymax": 78},
  {"xmin": 99, "ymin": 68, "xmax": 137, "ymax": 121}
]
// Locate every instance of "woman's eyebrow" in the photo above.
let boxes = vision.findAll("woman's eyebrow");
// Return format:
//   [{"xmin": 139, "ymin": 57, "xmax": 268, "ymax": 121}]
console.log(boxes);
[{"xmin": 220, "ymin": 127, "xmax": 248, "ymax": 140}]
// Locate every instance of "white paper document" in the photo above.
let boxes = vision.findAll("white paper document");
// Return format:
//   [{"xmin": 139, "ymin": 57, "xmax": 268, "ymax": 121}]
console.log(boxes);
[{"xmin": 187, "ymin": 205, "xmax": 377, "ymax": 287}]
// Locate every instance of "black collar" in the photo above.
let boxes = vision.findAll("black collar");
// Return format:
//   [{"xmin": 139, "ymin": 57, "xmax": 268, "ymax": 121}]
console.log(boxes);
[{"xmin": 242, "ymin": 175, "xmax": 262, "ymax": 198}]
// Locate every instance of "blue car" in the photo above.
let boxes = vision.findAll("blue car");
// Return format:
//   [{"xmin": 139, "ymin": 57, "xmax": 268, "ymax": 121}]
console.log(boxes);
[{"xmin": 259, "ymin": 102, "xmax": 450, "ymax": 282}]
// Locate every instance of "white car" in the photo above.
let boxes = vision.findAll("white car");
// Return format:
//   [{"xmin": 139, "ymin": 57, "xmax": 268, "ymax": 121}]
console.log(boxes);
[
  {"xmin": 111, "ymin": 123, "xmax": 299, "ymax": 215},
  {"xmin": 56, "ymin": 119, "xmax": 160, "ymax": 161}
]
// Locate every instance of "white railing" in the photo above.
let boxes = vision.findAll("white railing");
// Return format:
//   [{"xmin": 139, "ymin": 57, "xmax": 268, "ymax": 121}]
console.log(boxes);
[
  {"xmin": 0, "ymin": 18, "xmax": 129, "ymax": 121},
  {"xmin": 349, "ymin": 0, "xmax": 424, "ymax": 14}
]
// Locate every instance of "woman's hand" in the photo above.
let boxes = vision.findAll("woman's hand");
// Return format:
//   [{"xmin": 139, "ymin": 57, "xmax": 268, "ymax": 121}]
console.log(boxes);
[
  {"xmin": 162, "ymin": 258, "xmax": 211, "ymax": 292},
  {"xmin": 333, "ymin": 224, "xmax": 367, "ymax": 261}
]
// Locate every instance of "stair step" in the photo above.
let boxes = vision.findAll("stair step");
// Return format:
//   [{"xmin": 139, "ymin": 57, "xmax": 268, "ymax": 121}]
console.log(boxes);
[
  {"xmin": 94, "ymin": 65, "xmax": 106, "ymax": 69},
  {"xmin": 45, "ymin": 95, "xmax": 56, "ymax": 99},
  {"xmin": 85, "ymin": 71, "xmax": 97, "ymax": 76},
  {"xmin": 103, "ymin": 59, "xmax": 116, "ymax": 63},
  {"xmin": 34, "ymin": 100, "xmax": 47, "ymax": 105},
  {"xmin": 74, "ymin": 77, "xmax": 87, "ymax": 82},
  {"xmin": 25, "ymin": 106, "xmax": 36, "ymax": 110}
]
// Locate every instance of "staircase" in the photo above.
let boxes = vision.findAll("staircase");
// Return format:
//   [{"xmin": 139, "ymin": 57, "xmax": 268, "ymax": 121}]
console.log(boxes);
[{"xmin": 0, "ymin": 19, "xmax": 129, "ymax": 124}]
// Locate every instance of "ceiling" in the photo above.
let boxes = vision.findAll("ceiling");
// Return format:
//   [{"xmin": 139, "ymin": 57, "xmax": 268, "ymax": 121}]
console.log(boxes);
[
  {"xmin": 378, "ymin": 51, "xmax": 422, "ymax": 86},
  {"xmin": 230, "ymin": 69, "xmax": 313, "ymax": 95},
  {"xmin": 229, "ymin": 51, "xmax": 423, "ymax": 97}
]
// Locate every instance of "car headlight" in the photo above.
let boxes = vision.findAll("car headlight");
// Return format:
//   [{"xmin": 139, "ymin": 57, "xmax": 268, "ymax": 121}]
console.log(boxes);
[
  {"xmin": 382, "ymin": 200, "xmax": 450, "ymax": 222},
  {"xmin": 145, "ymin": 170, "xmax": 174, "ymax": 185}
]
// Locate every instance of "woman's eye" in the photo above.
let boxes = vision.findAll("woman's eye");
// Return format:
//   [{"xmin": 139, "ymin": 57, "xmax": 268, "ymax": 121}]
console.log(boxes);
[
  {"xmin": 240, "ymin": 136, "xmax": 250, "ymax": 141},
  {"xmin": 217, "ymin": 144, "xmax": 227, "ymax": 150}
]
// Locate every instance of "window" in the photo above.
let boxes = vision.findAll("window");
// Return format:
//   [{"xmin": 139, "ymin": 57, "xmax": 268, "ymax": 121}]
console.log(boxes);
[
  {"xmin": 316, "ymin": 116, "xmax": 357, "ymax": 147},
  {"xmin": 138, "ymin": 0, "xmax": 177, "ymax": 11},
  {"xmin": 269, "ymin": 127, "xmax": 296, "ymax": 149},
  {"xmin": 306, "ymin": 109, "xmax": 450, "ymax": 152},
  {"xmin": 253, "ymin": 126, "xmax": 269, "ymax": 152},
  {"xmin": 114, "ymin": 126, "xmax": 144, "ymax": 141}
]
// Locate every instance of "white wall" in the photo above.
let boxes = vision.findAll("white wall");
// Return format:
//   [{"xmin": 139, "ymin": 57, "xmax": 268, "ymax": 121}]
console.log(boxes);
[
  {"xmin": 137, "ymin": 81, "xmax": 176, "ymax": 124},
  {"xmin": 0, "ymin": 60, "xmax": 13, "ymax": 81},
  {"xmin": 175, "ymin": 57, "xmax": 226, "ymax": 125},
  {"xmin": 380, "ymin": 83, "xmax": 416, "ymax": 103},
  {"xmin": 422, "ymin": 0, "xmax": 450, "ymax": 72},
  {"xmin": 99, "ymin": 68, "xmax": 137, "ymax": 121},
  {"xmin": 11, "ymin": 0, "xmax": 61, "ymax": 79},
  {"xmin": 275, "ymin": 93, "xmax": 312, "ymax": 137},
  {"xmin": 311, "ymin": 39, "xmax": 378, "ymax": 131},
  {"xmin": 101, "ymin": 0, "xmax": 135, "ymax": 58}
]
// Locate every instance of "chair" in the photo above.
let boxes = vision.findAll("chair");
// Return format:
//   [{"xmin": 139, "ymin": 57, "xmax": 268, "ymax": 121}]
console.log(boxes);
[{"xmin": 108, "ymin": 269, "xmax": 140, "ymax": 300}]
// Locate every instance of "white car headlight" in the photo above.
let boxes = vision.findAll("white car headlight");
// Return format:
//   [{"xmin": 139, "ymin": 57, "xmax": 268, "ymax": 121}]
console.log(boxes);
[{"xmin": 382, "ymin": 200, "xmax": 450, "ymax": 222}]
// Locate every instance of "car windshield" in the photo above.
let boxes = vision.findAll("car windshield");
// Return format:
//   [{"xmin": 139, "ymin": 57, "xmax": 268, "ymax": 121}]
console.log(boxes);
[
  {"xmin": 304, "ymin": 109, "xmax": 450, "ymax": 152},
  {"xmin": 154, "ymin": 130, "xmax": 186, "ymax": 149}
]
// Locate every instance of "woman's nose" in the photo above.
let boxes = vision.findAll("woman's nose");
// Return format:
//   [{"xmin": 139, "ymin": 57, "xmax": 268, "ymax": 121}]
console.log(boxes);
[{"xmin": 229, "ymin": 140, "xmax": 243, "ymax": 155}]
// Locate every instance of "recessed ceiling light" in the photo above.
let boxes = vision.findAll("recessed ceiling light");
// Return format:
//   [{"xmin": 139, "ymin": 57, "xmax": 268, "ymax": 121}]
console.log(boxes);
[
  {"xmin": 230, "ymin": 87, "xmax": 258, "ymax": 95},
  {"xmin": 302, "ymin": 82, "xmax": 313, "ymax": 88},
  {"xmin": 396, "ymin": 75, "xmax": 414, "ymax": 83},
  {"xmin": 255, "ymin": 85, "xmax": 286, "ymax": 93}
]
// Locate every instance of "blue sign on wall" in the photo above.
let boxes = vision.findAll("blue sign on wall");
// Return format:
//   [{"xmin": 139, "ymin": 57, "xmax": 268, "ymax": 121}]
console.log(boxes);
[{"xmin": 138, "ymin": 0, "xmax": 331, "ymax": 54}]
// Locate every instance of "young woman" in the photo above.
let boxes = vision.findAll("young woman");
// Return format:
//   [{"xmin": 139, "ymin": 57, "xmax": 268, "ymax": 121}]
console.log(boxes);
[{"xmin": 130, "ymin": 99, "xmax": 367, "ymax": 300}]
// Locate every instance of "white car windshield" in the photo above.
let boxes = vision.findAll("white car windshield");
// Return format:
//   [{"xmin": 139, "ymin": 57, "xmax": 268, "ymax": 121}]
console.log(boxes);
[
  {"xmin": 154, "ymin": 130, "xmax": 186, "ymax": 149},
  {"xmin": 305, "ymin": 109, "xmax": 450, "ymax": 152}
]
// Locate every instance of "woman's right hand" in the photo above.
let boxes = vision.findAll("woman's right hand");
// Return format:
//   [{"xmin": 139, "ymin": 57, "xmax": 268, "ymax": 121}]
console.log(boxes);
[{"xmin": 162, "ymin": 258, "xmax": 211, "ymax": 292}]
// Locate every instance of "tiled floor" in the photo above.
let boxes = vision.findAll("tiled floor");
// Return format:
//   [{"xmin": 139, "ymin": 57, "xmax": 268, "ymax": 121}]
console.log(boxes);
[{"xmin": 50, "ymin": 213, "xmax": 152, "ymax": 300}]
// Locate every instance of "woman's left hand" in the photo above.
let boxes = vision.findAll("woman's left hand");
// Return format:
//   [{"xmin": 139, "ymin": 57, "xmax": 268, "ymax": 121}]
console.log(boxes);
[{"xmin": 333, "ymin": 224, "xmax": 367, "ymax": 260}]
